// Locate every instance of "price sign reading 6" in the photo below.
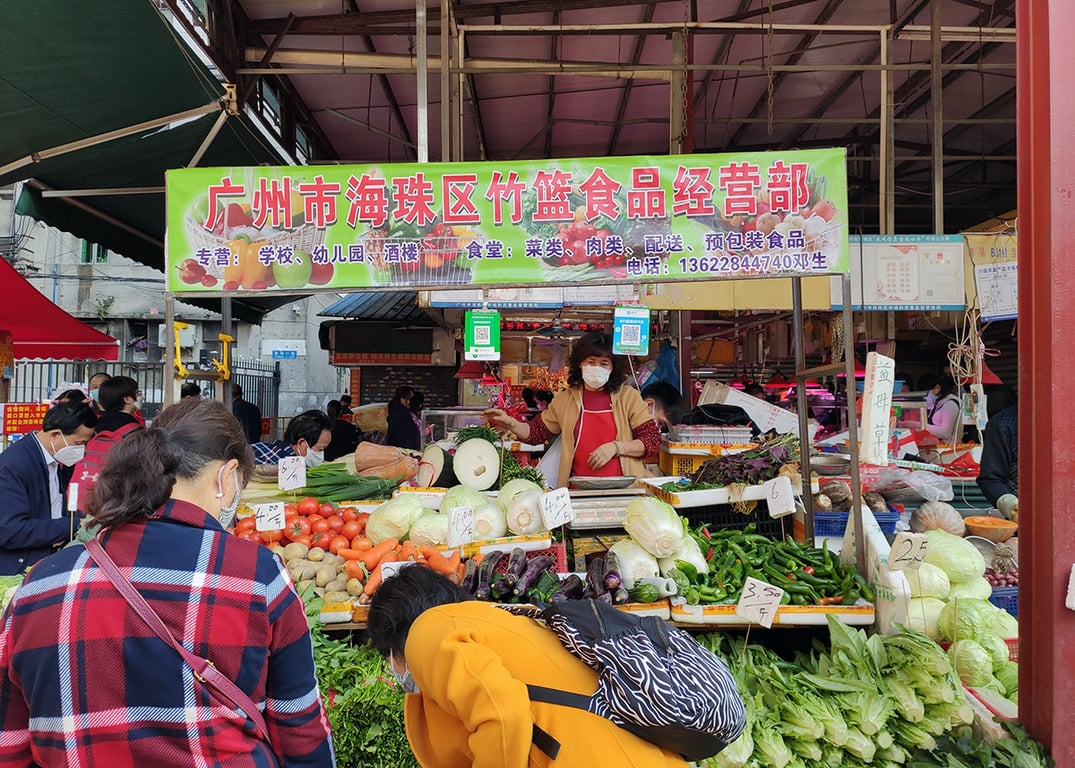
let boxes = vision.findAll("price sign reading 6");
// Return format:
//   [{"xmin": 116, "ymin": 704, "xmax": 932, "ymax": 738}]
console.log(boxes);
[
  {"xmin": 888, "ymin": 532, "xmax": 928, "ymax": 571},
  {"xmin": 735, "ymin": 576, "xmax": 784, "ymax": 629},
  {"xmin": 277, "ymin": 456, "xmax": 307, "ymax": 492}
]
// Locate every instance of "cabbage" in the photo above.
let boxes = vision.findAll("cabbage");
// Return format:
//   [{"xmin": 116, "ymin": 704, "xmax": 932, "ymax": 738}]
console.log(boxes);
[
  {"xmin": 473, "ymin": 503, "xmax": 508, "ymax": 540},
  {"xmin": 947, "ymin": 577, "xmax": 992, "ymax": 600},
  {"xmin": 408, "ymin": 512, "xmax": 449, "ymax": 547},
  {"xmin": 993, "ymin": 608, "xmax": 1019, "ymax": 638},
  {"xmin": 607, "ymin": 540, "xmax": 660, "ymax": 590},
  {"xmin": 937, "ymin": 598, "xmax": 998, "ymax": 643},
  {"xmin": 906, "ymin": 597, "xmax": 946, "ymax": 640},
  {"xmin": 978, "ymin": 632, "xmax": 1011, "ymax": 671},
  {"xmin": 948, "ymin": 640, "xmax": 995, "ymax": 687},
  {"xmin": 506, "ymin": 488, "xmax": 548, "ymax": 535},
  {"xmin": 366, "ymin": 494, "xmax": 425, "ymax": 543},
  {"xmin": 923, "ymin": 529, "xmax": 985, "ymax": 583},
  {"xmin": 907, "ymin": 562, "xmax": 950, "ymax": 600},
  {"xmin": 441, "ymin": 485, "xmax": 490, "ymax": 517},
  {"xmin": 995, "ymin": 661, "xmax": 1019, "ymax": 696},
  {"xmin": 658, "ymin": 524, "xmax": 709, "ymax": 577},
  {"xmin": 496, "ymin": 478, "xmax": 543, "ymax": 511},
  {"xmin": 624, "ymin": 497, "xmax": 685, "ymax": 558}
]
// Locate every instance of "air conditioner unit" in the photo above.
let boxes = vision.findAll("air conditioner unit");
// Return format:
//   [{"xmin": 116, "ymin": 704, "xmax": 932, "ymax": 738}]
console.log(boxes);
[{"xmin": 157, "ymin": 322, "xmax": 197, "ymax": 348}]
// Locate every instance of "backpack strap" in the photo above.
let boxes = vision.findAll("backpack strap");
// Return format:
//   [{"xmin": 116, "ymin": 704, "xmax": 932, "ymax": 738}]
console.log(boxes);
[{"xmin": 526, "ymin": 685, "xmax": 593, "ymax": 760}]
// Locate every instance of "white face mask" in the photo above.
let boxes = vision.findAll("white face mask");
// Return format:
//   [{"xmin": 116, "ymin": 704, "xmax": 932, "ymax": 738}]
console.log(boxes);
[
  {"xmin": 52, "ymin": 433, "xmax": 85, "ymax": 467},
  {"xmin": 925, "ymin": 392, "xmax": 938, "ymax": 408},
  {"xmin": 389, "ymin": 652, "xmax": 420, "ymax": 694},
  {"xmin": 215, "ymin": 464, "xmax": 241, "ymax": 528},
  {"xmin": 132, "ymin": 399, "xmax": 142, "ymax": 411},
  {"xmin": 582, "ymin": 365, "xmax": 611, "ymax": 389},
  {"xmin": 304, "ymin": 448, "xmax": 325, "ymax": 468}
]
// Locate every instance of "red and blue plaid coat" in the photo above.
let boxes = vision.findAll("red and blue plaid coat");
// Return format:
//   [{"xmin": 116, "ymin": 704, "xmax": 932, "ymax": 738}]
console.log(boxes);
[{"xmin": 0, "ymin": 499, "xmax": 335, "ymax": 767}]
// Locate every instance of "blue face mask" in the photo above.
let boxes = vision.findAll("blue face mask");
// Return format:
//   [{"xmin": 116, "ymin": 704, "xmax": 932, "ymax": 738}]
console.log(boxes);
[{"xmin": 389, "ymin": 652, "xmax": 419, "ymax": 694}]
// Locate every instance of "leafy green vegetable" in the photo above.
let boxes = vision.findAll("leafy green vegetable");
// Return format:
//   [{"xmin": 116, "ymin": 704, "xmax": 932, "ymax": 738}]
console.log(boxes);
[{"xmin": 923, "ymin": 529, "xmax": 986, "ymax": 584}]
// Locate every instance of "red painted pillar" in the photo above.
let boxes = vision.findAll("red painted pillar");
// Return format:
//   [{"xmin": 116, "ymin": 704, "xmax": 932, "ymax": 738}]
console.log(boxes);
[{"xmin": 1018, "ymin": 0, "xmax": 1075, "ymax": 758}]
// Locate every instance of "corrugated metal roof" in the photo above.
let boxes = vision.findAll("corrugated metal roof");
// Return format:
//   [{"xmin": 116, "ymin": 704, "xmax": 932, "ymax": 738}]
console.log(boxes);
[{"xmin": 318, "ymin": 292, "xmax": 430, "ymax": 322}]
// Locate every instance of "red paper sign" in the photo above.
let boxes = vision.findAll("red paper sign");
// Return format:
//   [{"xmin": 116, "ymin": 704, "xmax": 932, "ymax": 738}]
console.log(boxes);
[{"xmin": 2, "ymin": 403, "xmax": 49, "ymax": 434}]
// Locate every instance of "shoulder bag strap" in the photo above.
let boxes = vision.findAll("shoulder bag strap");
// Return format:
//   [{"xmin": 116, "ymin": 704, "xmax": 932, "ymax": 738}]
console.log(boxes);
[{"xmin": 83, "ymin": 538, "xmax": 272, "ymax": 743}]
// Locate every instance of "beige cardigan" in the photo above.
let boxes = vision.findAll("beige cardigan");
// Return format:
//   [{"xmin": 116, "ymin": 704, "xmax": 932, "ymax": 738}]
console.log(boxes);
[{"xmin": 538, "ymin": 385, "xmax": 653, "ymax": 488}]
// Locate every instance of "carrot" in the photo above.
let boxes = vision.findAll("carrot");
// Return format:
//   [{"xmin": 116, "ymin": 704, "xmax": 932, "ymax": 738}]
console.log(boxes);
[
  {"xmin": 336, "ymin": 547, "xmax": 368, "ymax": 561},
  {"xmin": 398, "ymin": 541, "xmax": 418, "ymax": 562},
  {"xmin": 363, "ymin": 564, "xmax": 384, "ymax": 596},
  {"xmin": 419, "ymin": 546, "xmax": 455, "ymax": 575},
  {"xmin": 345, "ymin": 559, "xmax": 366, "ymax": 582},
  {"xmin": 360, "ymin": 538, "xmax": 399, "ymax": 570}
]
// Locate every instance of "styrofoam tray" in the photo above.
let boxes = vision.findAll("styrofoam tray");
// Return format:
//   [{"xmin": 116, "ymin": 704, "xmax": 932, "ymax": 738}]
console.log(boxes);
[{"xmin": 670, "ymin": 599, "xmax": 875, "ymax": 626}]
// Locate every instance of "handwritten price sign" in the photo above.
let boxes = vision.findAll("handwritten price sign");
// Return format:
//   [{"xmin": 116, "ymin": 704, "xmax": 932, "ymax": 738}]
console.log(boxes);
[
  {"xmin": 447, "ymin": 505, "xmax": 475, "ymax": 547},
  {"xmin": 278, "ymin": 456, "xmax": 307, "ymax": 492},
  {"xmin": 888, "ymin": 532, "xmax": 928, "ymax": 571},
  {"xmin": 540, "ymin": 487, "xmax": 575, "ymax": 529},
  {"xmin": 735, "ymin": 576, "xmax": 785, "ymax": 628},
  {"xmin": 381, "ymin": 560, "xmax": 418, "ymax": 581},
  {"xmin": 764, "ymin": 475, "xmax": 796, "ymax": 518},
  {"xmin": 254, "ymin": 502, "xmax": 286, "ymax": 532}
]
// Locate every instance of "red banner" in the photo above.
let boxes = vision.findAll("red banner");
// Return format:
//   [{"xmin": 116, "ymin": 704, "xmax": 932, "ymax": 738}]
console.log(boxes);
[
  {"xmin": 2, "ymin": 403, "xmax": 48, "ymax": 434},
  {"xmin": 329, "ymin": 352, "xmax": 433, "ymax": 365}
]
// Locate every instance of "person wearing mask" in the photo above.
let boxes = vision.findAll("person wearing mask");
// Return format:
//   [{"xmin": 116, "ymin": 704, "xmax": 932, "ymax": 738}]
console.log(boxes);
[
  {"xmin": 367, "ymin": 565, "xmax": 692, "ymax": 767},
  {"xmin": 640, "ymin": 381, "xmax": 683, "ymax": 431},
  {"xmin": 484, "ymin": 332, "xmax": 659, "ymax": 488},
  {"xmin": 922, "ymin": 377, "xmax": 963, "ymax": 445},
  {"xmin": 180, "ymin": 382, "xmax": 202, "ymax": 400},
  {"xmin": 521, "ymin": 387, "xmax": 539, "ymax": 410},
  {"xmin": 534, "ymin": 390, "xmax": 554, "ymax": 411},
  {"xmin": 0, "ymin": 399, "xmax": 335, "ymax": 767},
  {"xmin": 232, "ymin": 384, "xmax": 263, "ymax": 444},
  {"xmin": 93, "ymin": 376, "xmax": 143, "ymax": 435},
  {"xmin": 70, "ymin": 376, "xmax": 146, "ymax": 511},
  {"xmin": 325, "ymin": 400, "xmax": 361, "ymax": 462},
  {"xmin": 86, "ymin": 371, "xmax": 112, "ymax": 415},
  {"xmin": 0, "ymin": 402, "xmax": 97, "ymax": 575},
  {"xmin": 977, "ymin": 402, "xmax": 1018, "ymax": 509},
  {"xmin": 385, "ymin": 387, "xmax": 421, "ymax": 450},
  {"xmin": 251, "ymin": 410, "xmax": 332, "ymax": 466}
]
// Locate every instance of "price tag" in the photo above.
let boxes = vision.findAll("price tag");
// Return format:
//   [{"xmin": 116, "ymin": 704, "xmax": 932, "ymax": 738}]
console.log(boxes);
[
  {"xmin": 67, "ymin": 482, "xmax": 80, "ymax": 513},
  {"xmin": 764, "ymin": 476, "xmax": 796, "ymax": 518},
  {"xmin": 447, "ymin": 505, "xmax": 475, "ymax": 547},
  {"xmin": 254, "ymin": 502, "xmax": 286, "ymax": 532},
  {"xmin": 540, "ymin": 487, "xmax": 575, "ymax": 529},
  {"xmin": 278, "ymin": 456, "xmax": 307, "ymax": 491},
  {"xmin": 380, "ymin": 560, "xmax": 417, "ymax": 581},
  {"xmin": 735, "ymin": 576, "xmax": 784, "ymax": 628},
  {"xmin": 888, "ymin": 532, "xmax": 928, "ymax": 571}
]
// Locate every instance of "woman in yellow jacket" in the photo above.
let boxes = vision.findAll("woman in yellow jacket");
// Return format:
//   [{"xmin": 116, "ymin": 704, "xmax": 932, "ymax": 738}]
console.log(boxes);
[{"xmin": 367, "ymin": 565, "xmax": 691, "ymax": 767}]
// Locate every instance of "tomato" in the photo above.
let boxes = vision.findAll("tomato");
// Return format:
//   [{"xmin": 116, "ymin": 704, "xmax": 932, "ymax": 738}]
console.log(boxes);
[
  {"xmin": 328, "ymin": 535, "xmax": 351, "ymax": 555},
  {"xmin": 341, "ymin": 520, "xmax": 362, "ymax": 539},
  {"xmin": 338, "ymin": 507, "xmax": 358, "ymax": 523},
  {"xmin": 289, "ymin": 534, "xmax": 312, "ymax": 548},
  {"xmin": 284, "ymin": 503, "xmax": 299, "ymax": 516},
  {"xmin": 325, "ymin": 515, "xmax": 345, "ymax": 532},
  {"xmin": 297, "ymin": 497, "xmax": 320, "ymax": 516},
  {"xmin": 351, "ymin": 536, "xmax": 373, "ymax": 551},
  {"xmin": 285, "ymin": 517, "xmax": 311, "ymax": 540},
  {"xmin": 306, "ymin": 514, "xmax": 325, "ymax": 526},
  {"xmin": 355, "ymin": 512, "xmax": 370, "ymax": 534},
  {"xmin": 235, "ymin": 517, "xmax": 257, "ymax": 534},
  {"xmin": 311, "ymin": 519, "xmax": 331, "ymax": 534},
  {"xmin": 319, "ymin": 502, "xmax": 337, "ymax": 516},
  {"xmin": 309, "ymin": 530, "xmax": 330, "ymax": 548},
  {"xmin": 260, "ymin": 528, "xmax": 284, "ymax": 544},
  {"xmin": 237, "ymin": 529, "xmax": 261, "ymax": 542}
]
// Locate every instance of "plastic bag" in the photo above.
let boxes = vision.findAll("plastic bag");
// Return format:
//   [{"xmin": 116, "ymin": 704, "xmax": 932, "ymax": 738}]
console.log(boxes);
[
  {"xmin": 869, "ymin": 466, "xmax": 954, "ymax": 503},
  {"xmin": 649, "ymin": 340, "xmax": 681, "ymax": 391}
]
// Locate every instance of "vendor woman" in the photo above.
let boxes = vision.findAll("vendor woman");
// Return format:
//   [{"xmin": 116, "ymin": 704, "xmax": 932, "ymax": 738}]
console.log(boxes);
[{"xmin": 483, "ymin": 331, "xmax": 660, "ymax": 488}]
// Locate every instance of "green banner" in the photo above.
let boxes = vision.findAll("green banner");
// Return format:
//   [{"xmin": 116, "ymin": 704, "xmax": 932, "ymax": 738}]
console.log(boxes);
[{"xmin": 165, "ymin": 149, "xmax": 848, "ymax": 294}]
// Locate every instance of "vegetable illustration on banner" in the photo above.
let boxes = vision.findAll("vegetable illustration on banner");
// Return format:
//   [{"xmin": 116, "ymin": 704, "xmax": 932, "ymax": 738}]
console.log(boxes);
[{"xmin": 165, "ymin": 149, "xmax": 849, "ymax": 294}]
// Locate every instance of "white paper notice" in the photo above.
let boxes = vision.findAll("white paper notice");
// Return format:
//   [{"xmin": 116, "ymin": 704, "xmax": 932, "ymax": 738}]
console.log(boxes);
[
  {"xmin": 278, "ymin": 456, "xmax": 307, "ymax": 491},
  {"xmin": 540, "ymin": 487, "xmax": 575, "ymax": 529},
  {"xmin": 860, "ymin": 351, "xmax": 896, "ymax": 466},
  {"xmin": 888, "ymin": 532, "xmax": 928, "ymax": 571},
  {"xmin": 735, "ymin": 577, "xmax": 785, "ymax": 628},
  {"xmin": 447, "ymin": 505, "xmax": 475, "ymax": 547},
  {"xmin": 254, "ymin": 502, "xmax": 286, "ymax": 532},
  {"xmin": 764, "ymin": 476, "xmax": 796, "ymax": 518}
]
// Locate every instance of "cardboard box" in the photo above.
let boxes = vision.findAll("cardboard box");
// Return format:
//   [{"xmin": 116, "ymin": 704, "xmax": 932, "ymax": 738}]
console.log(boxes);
[{"xmin": 697, "ymin": 381, "xmax": 818, "ymax": 439}]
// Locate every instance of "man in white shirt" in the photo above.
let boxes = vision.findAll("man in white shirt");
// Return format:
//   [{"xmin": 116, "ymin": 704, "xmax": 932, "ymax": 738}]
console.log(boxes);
[{"xmin": 0, "ymin": 402, "xmax": 96, "ymax": 574}]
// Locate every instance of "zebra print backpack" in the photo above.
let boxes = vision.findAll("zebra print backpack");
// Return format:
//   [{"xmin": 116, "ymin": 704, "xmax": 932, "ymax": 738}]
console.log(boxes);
[{"xmin": 503, "ymin": 599, "xmax": 746, "ymax": 762}]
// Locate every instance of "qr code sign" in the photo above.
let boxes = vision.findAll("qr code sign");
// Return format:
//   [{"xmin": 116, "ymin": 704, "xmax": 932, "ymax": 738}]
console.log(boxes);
[
  {"xmin": 475, "ymin": 326, "xmax": 490, "ymax": 345},
  {"xmin": 621, "ymin": 324, "xmax": 641, "ymax": 345}
]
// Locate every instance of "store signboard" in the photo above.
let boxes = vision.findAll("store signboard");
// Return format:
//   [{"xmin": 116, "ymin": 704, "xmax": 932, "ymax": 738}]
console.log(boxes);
[
  {"xmin": 423, "ymin": 284, "xmax": 637, "ymax": 308},
  {"xmin": 612, "ymin": 306, "xmax": 651, "ymax": 356},
  {"xmin": 830, "ymin": 235, "xmax": 965, "ymax": 310},
  {"xmin": 165, "ymin": 148, "xmax": 849, "ymax": 295},
  {"xmin": 1, "ymin": 403, "xmax": 48, "ymax": 435},
  {"xmin": 464, "ymin": 310, "xmax": 501, "ymax": 361}
]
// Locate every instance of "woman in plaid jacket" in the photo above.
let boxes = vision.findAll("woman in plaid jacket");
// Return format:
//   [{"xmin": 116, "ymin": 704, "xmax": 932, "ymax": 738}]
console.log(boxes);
[{"xmin": 0, "ymin": 399, "xmax": 334, "ymax": 768}]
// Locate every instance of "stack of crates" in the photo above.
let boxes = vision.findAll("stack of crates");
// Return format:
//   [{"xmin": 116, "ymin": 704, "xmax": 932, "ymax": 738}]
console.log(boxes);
[{"xmin": 658, "ymin": 425, "xmax": 756, "ymax": 478}]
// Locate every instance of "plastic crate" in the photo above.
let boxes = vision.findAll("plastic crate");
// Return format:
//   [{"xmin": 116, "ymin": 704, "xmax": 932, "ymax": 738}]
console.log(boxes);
[
  {"xmin": 813, "ymin": 509, "xmax": 900, "ymax": 538},
  {"xmin": 657, "ymin": 443, "xmax": 756, "ymax": 477},
  {"xmin": 989, "ymin": 585, "xmax": 1019, "ymax": 619},
  {"xmin": 683, "ymin": 502, "xmax": 787, "ymax": 539},
  {"xmin": 492, "ymin": 542, "xmax": 568, "ymax": 574}
]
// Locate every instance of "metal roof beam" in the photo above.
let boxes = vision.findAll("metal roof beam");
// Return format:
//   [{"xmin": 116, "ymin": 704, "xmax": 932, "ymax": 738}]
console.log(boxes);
[{"xmin": 606, "ymin": 3, "xmax": 657, "ymax": 156}]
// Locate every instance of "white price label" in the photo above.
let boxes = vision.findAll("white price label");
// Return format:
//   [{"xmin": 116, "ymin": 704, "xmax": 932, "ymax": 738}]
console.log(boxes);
[
  {"xmin": 254, "ymin": 502, "xmax": 286, "ymax": 532},
  {"xmin": 448, "ymin": 505, "xmax": 475, "ymax": 547},
  {"xmin": 381, "ymin": 559, "xmax": 417, "ymax": 581},
  {"xmin": 540, "ymin": 487, "xmax": 574, "ymax": 529},
  {"xmin": 735, "ymin": 576, "xmax": 784, "ymax": 628},
  {"xmin": 764, "ymin": 476, "xmax": 796, "ymax": 518},
  {"xmin": 277, "ymin": 456, "xmax": 307, "ymax": 491},
  {"xmin": 67, "ymin": 482, "xmax": 80, "ymax": 513},
  {"xmin": 888, "ymin": 532, "xmax": 928, "ymax": 571}
]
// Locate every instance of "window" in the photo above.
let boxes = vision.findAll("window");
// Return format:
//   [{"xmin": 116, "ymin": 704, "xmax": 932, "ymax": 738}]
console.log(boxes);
[
  {"xmin": 259, "ymin": 81, "xmax": 282, "ymax": 131},
  {"xmin": 296, "ymin": 126, "xmax": 311, "ymax": 164},
  {"xmin": 80, "ymin": 241, "xmax": 108, "ymax": 264}
]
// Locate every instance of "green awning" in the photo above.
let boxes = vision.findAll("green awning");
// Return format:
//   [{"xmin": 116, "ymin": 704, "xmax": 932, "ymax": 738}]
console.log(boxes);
[{"xmin": 0, "ymin": 0, "xmax": 299, "ymax": 322}]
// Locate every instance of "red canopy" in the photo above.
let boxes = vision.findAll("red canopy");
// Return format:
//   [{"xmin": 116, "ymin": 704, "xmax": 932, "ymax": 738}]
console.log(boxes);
[{"xmin": 0, "ymin": 257, "xmax": 119, "ymax": 360}]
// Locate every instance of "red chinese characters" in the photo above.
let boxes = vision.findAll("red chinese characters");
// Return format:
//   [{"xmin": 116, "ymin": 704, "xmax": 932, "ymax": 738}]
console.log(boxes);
[
  {"xmin": 485, "ymin": 171, "xmax": 527, "ymax": 225},
  {"xmin": 345, "ymin": 174, "xmax": 389, "ymax": 228},
  {"xmin": 672, "ymin": 166, "xmax": 716, "ymax": 217},
  {"xmin": 626, "ymin": 168, "xmax": 666, "ymax": 219},
  {"xmin": 578, "ymin": 168, "xmax": 621, "ymax": 221},
  {"xmin": 393, "ymin": 173, "xmax": 437, "ymax": 227},
  {"xmin": 442, "ymin": 174, "xmax": 481, "ymax": 225},
  {"xmin": 717, "ymin": 162, "xmax": 761, "ymax": 217},
  {"xmin": 766, "ymin": 160, "xmax": 810, "ymax": 214},
  {"xmin": 531, "ymin": 169, "xmax": 573, "ymax": 222},
  {"xmin": 297, "ymin": 176, "xmax": 342, "ymax": 227},
  {"xmin": 251, "ymin": 177, "xmax": 294, "ymax": 229},
  {"xmin": 204, "ymin": 178, "xmax": 245, "ymax": 230}
]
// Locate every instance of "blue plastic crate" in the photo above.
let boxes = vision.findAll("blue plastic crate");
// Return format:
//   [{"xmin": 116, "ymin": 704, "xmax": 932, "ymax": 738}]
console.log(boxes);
[
  {"xmin": 989, "ymin": 585, "xmax": 1018, "ymax": 618},
  {"xmin": 814, "ymin": 509, "xmax": 900, "ymax": 538}
]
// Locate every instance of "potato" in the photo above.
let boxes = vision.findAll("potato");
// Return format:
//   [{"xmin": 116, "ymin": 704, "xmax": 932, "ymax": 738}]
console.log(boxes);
[
  {"xmin": 271, "ymin": 545, "xmax": 287, "ymax": 558},
  {"xmin": 346, "ymin": 578, "xmax": 364, "ymax": 597},
  {"xmin": 307, "ymin": 547, "xmax": 326, "ymax": 562},
  {"xmin": 297, "ymin": 579, "xmax": 316, "ymax": 593},
  {"xmin": 297, "ymin": 562, "xmax": 321, "ymax": 582},
  {"xmin": 282, "ymin": 542, "xmax": 310, "ymax": 562},
  {"xmin": 324, "ymin": 578, "xmax": 348, "ymax": 594},
  {"xmin": 323, "ymin": 591, "xmax": 353, "ymax": 605},
  {"xmin": 315, "ymin": 567, "xmax": 336, "ymax": 587}
]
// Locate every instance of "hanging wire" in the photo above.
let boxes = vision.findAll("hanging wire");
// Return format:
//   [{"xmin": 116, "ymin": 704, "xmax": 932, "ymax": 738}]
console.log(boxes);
[{"xmin": 766, "ymin": 0, "xmax": 775, "ymax": 136}]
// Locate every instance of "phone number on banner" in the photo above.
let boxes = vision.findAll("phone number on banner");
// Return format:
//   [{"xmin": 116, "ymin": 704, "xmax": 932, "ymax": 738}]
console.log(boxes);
[{"xmin": 678, "ymin": 251, "xmax": 828, "ymax": 276}]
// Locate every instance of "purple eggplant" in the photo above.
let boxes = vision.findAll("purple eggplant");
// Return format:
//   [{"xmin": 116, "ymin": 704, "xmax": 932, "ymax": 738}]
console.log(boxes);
[
  {"xmin": 460, "ymin": 558, "xmax": 480, "ymax": 594},
  {"xmin": 475, "ymin": 550, "xmax": 507, "ymax": 601},
  {"xmin": 502, "ymin": 547, "xmax": 529, "ymax": 587},
  {"xmin": 549, "ymin": 573, "xmax": 586, "ymax": 603},
  {"xmin": 585, "ymin": 556, "xmax": 606, "ymax": 598},
  {"xmin": 513, "ymin": 554, "xmax": 555, "ymax": 597},
  {"xmin": 612, "ymin": 586, "xmax": 630, "ymax": 604},
  {"xmin": 602, "ymin": 551, "xmax": 622, "ymax": 592}
]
